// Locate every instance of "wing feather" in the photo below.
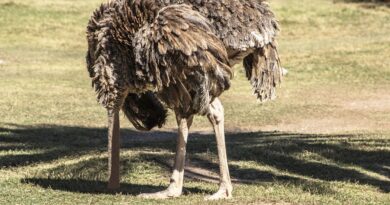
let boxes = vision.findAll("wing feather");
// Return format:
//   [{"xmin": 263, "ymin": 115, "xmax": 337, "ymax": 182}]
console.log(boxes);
[
  {"xmin": 244, "ymin": 42, "xmax": 282, "ymax": 102},
  {"xmin": 133, "ymin": 4, "xmax": 232, "ymax": 92},
  {"xmin": 188, "ymin": 0, "xmax": 280, "ymax": 52}
]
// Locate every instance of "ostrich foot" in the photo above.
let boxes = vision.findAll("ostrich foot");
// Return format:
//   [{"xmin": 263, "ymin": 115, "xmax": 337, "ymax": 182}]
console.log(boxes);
[
  {"xmin": 204, "ymin": 186, "xmax": 233, "ymax": 201},
  {"xmin": 138, "ymin": 186, "xmax": 182, "ymax": 199}
]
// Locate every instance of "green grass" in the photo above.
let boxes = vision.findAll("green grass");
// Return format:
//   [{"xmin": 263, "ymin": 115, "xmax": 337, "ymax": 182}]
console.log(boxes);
[{"xmin": 0, "ymin": 0, "xmax": 389, "ymax": 204}]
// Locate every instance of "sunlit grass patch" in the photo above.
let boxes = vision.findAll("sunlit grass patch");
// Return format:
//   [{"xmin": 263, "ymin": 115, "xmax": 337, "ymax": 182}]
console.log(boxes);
[{"xmin": 0, "ymin": 0, "xmax": 390, "ymax": 204}]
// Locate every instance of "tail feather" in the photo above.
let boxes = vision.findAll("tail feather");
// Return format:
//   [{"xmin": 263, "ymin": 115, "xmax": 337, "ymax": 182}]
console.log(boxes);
[
  {"xmin": 243, "ymin": 42, "xmax": 282, "ymax": 102},
  {"xmin": 122, "ymin": 92, "xmax": 167, "ymax": 131}
]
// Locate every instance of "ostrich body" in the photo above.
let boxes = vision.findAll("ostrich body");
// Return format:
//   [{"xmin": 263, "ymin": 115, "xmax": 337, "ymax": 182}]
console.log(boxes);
[{"xmin": 86, "ymin": 0, "xmax": 281, "ymax": 200}]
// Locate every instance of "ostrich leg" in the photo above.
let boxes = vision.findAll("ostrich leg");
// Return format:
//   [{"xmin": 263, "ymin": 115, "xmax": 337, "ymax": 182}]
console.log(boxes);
[
  {"xmin": 205, "ymin": 98, "xmax": 233, "ymax": 200},
  {"xmin": 138, "ymin": 114, "xmax": 193, "ymax": 199},
  {"xmin": 107, "ymin": 109, "xmax": 121, "ymax": 190}
]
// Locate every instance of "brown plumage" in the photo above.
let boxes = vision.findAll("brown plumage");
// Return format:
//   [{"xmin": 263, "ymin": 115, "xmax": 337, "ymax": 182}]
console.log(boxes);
[
  {"xmin": 86, "ymin": 0, "xmax": 282, "ymax": 198},
  {"xmin": 87, "ymin": 0, "xmax": 282, "ymax": 129}
]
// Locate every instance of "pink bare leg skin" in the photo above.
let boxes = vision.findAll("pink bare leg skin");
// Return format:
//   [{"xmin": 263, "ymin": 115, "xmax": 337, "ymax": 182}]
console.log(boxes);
[
  {"xmin": 107, "ymin": 109, "xmax": 121, "ymax": 190},
  {"xmin": 138, "ymin": 114, "xmax": 193, "ymax": 199},
  {"xmin": 205, "ymin": 98, "xmax": 233, "ymax": 200}
]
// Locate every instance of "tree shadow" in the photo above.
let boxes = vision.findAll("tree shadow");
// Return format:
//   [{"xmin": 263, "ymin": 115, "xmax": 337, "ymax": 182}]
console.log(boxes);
[
  {"xmin": 22, "ymin": 178, "xmax": 163, "ymax": 195},
  {"xmin": 224, "ymin": 132, "xmax": 390, "ymax": 192},
  {"xmin": 20, "ymin": 154, "xmax": 212, "ymax": 195},
  {"xmin": 334, "ymin": 0, "xmax": 390, "ymax": 8},
  {"xmin": 0, "ymin": 124, "xmax": 176, "ymax": 168},
  {"xmin": 1, "ymin": 124, "xmax": 389, "ymax": 194},
  {"xmin": 339, "ymin": 0, "xmax": 389, "ymax": 2},
  {"xmin": 22, "ymin": 178, "xmax": 211, "ymax": 196}
]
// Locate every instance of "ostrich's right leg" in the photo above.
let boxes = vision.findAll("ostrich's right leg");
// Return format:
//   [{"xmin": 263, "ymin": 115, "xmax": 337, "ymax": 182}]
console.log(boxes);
[
  {"xmin": 205, "ymin": 98, "xmax": 233, "ymax": 200},
  {"xmin": 107, "ymin": 109, "xmax": 121, "ymax": 190},
  {"xmin": 138, "ymin": 114, "xmax": 193, "ymax": 199}
]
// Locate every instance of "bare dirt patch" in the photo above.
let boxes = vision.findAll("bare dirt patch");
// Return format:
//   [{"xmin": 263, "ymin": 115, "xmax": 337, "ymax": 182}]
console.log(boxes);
[
  {"xmin": 343, "ymin": 96, "xmax": 390, "ymax": 112},
  {"xmin": 262, "ymin": 117, "xmax": 389, "ymax": 134}
]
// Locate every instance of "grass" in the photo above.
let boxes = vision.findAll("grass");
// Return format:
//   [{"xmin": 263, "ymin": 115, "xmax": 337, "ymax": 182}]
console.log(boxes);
[{"xmin": 0, "ymin": 0, "xmax": 389, "ymax": 204}]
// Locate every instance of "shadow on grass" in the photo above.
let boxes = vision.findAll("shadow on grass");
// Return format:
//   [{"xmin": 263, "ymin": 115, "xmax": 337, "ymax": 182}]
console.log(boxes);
[
  {"xmin": 0, "ymin": 124, "xmax": 389, "ymax": 193},
  {"xmin": 339, "ymin": 0, "xmax": 389, "ymax": 2},
  {"xmin": 21, "ymin": 178, "xmax": 211, "ymax": 196},
  {"xmin": 22, "ymin": 178, "xmax": 164, "ymax": 195},
  {"xmin": 334, "ymin": 0, "xmax": 390, "ymax": 7}
]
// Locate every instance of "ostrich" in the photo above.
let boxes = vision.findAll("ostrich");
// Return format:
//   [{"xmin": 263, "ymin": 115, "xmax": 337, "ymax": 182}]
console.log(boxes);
[{"xmin": 86, "ymin": 0, "xmax": 282, "ymax": 200}]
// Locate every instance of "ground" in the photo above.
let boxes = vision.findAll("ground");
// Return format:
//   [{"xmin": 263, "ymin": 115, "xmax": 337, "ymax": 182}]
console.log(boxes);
[{"xmin": 0, "ymin": 0, "xmax": 389, "ymax": 204}]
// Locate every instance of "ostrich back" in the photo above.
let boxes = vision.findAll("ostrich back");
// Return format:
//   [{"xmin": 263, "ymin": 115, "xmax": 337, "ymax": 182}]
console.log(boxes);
[
  {"xmin": 164, "ymin": 0, "xmax": 280, "ymax": 62},
  {"xmin": 93, "ymin": 0, "xmax": 279, "ymax": 58}
]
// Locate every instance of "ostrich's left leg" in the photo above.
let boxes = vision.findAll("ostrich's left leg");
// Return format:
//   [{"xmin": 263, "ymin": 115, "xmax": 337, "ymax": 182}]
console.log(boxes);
[
  {"xmin": 107, "ymin": 109, "xmax": 121, "ymax": 190},
  {"xmin": 138, "ymin": 114, "xmax": 193, "ymax": 199},
  {"xmin": 205, "ymin": 98, "xmax": 233, "ymax": 200}
]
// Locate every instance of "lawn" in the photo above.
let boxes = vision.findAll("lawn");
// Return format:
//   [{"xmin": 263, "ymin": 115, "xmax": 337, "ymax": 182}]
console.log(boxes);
[{"xmin": 0, "ymin": 0, "xmax": 389, "ymax": 204}]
